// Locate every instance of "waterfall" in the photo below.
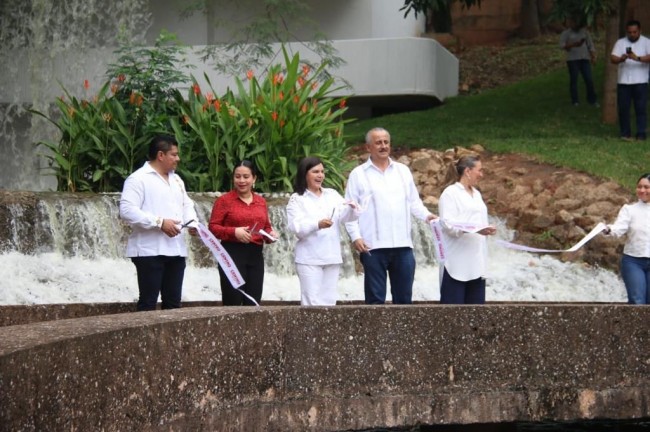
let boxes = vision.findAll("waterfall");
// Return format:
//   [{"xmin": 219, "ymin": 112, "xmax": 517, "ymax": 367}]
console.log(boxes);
[
  {"xmin": 0, "ymin": 191, "xmax": 627, "ymax": 305},
  {"xmin": 0, "ymin": 0, "xmax": 151, "ymax": 191}
]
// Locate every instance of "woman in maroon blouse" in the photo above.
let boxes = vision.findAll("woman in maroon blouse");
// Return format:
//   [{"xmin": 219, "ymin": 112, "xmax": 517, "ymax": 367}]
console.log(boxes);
[{"xmin": 209, "ymin": 160, "xmax": 278, "ymax": 305}]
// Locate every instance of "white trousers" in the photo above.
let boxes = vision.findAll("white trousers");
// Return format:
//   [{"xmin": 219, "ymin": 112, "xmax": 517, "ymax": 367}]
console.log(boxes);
[{"xmin": 296, "ymin": 263, "xmax": 341, "ymax": 306}]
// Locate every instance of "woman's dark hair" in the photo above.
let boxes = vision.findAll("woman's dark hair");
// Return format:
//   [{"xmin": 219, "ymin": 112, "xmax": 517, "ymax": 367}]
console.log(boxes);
[
  {"xmin": 234, "ymin": 160, "xmax": 257, "ymax": 177},
  {"xmin": 294, "ymin": 156, "xmax": 323, "ymax": 195},
  {"xmin": 148, "ymin": 134, "xmax": 177, "ymax": 160},
  {"xmin": 637, "ymin": 173, "xmax": 650, "ymax": 183},
  {"xmin": 443, "ymin": 154, "xmax": 481, "ymax": 187}
]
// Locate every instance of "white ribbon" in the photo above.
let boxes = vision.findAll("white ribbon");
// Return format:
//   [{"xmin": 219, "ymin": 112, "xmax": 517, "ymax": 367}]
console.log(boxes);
[
  {"xmin": 430, "ymin": 219, "xmax": 447, "ymax": 263},
  {"xmin": 196, "ymin": 223, "xmax": 260, "ymax": 306},
  {"xmin": 496, "ymin": 222, "xmax": 608, "ymax": 253},
  {"xmin": 430, "ymin": 220, "xmax": 607, "ymax": 259}
]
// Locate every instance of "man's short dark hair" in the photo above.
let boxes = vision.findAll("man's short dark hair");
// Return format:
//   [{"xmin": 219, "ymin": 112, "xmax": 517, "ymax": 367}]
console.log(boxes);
[
  {"xmin": 148, "ymin": 135, "xmax": 178, "ymax": 161},
  {"xmin": 626, "ymin": 20, "xmax": 641, "ymax": 29}
]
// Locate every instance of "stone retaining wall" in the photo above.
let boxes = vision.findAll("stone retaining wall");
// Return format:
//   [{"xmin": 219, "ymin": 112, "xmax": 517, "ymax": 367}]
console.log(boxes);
[{"xmin": 2, "ymin": 305, "xmax": 649, "ymax": 431}]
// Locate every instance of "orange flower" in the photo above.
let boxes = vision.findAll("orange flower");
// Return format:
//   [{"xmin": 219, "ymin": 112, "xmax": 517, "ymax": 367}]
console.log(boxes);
[
  {"xmin": 271, "ymin": 111, "xmax": 278, "ymax": 121},
  {"xmin": 301, "ymin": 103, "xmax": 308, "ymax": 113},
  {"xmin": 117, "ymin": 74, "xmax": 126, "ymax": 82},
  {"xmin": 301, "ymin": 64, "xmax": 311, "ymax": 77},
  {"xmin": 202, "ymin": 102, "xmax": 209, "ymax": 112},
  {"xmin": 129, "ymin": 92, "xmax": 136, "ymax": 105},
  {"xmin": 213, "ymin": 99, "xmax": 221, "ymax": 111},
  {"xmin": 246, "ymin": 70, "xmax": 254, "ymax": 80},
  {"xmin": 192, "ymin": 83, "xmax": 200, "ymax": 95},
  {"xmin": 311, "ymin": 82, "xmax": 318, "ymax": 91},
  {"xmin": 273, "ymin": 73, "xmax": 284, "ymax": 85},
  {"xmin": 83, "ymin": 79, "xmax": 89, "ymax": 90},
  {"xmin": 110, "ymin": 84, "xmax": 118, "ymax": 94},
  {"xmin": 280, "ymin": 119, "xmax": 286, "ymax": 128},
  {"xmin": 297, "ymin": 76, "xmax": 305, "ymax": 88},
  {"xmin": 67, "ymin": 106, "xmax": 75, "ymax": 117},
  {"xmin": 279, "ymin": 91, "xmax": 284, "ymax": 101},
  {"xmin": 339, "ymin": 99, "xmax": 347, "ymax": 108},
  {"xmin": 182, "ymin": 115, "xmax": 190, "ymax": 124},
  {"xmin": 136, "ymin": 94, "xmax": 144, "ymax": 106},
  {"xmin": 206, "ymin": 92, "xmax": 214, "ymax": 103},
  {"xmin": 293, "ymin": 95, "xmax": 299, "ymax": 104}
]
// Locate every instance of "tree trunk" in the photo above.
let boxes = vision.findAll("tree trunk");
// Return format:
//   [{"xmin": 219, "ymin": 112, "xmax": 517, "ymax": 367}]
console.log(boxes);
[
  {"xmin": 430, "ymin": 1, "xmax": 452, "ymax": 33},
  {"xmin": 519, "ymin": 0, "xmax": 540, "ymax": 39},
  {"xmin": 601, "ymin": 0, "xmax": 628, "ymax": 124}
]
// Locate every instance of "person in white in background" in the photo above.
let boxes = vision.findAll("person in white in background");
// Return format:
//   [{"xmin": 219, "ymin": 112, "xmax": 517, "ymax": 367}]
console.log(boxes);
[
  {"xmin": 603, "ymin": 173, "xmax": 650, "ymax": 304},
  {"xmin": 119, "ymin": 134, "xmax": 198, "ymax": 311},
  {"xmin": 287, "ymin": 156, "xmax": 360, "ymax": 306},
  {"xmin": 344, "ymin": 127, "xmax": 438, "ymax": 305},
  {"xmin": 610, "ymin": 20, "xmax": 650, "ymax": 141},
  {"xmin": 438, "ymin": 154, "xmax": 496, "ymax": 304}
]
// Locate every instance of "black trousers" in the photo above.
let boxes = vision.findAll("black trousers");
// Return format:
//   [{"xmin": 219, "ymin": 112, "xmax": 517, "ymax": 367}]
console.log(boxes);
[
  {"xmin": 131, "ymin": 255, "xmax": 186, "ymax": 311},
  {"xmin": 219, "ymin": 242, "xmax": 264, "ymax": 306}
]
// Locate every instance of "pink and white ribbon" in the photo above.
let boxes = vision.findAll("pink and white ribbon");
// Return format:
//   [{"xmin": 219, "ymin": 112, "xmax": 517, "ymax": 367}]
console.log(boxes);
[
  {"xmin": 430, "ymin": 220, "xmax": 607, "ymax": 260},
  {"xmin": 495, "ymin": 222, "xmax": 607, "ymax": 253},
  {"xmin": 196, "ymin": 223, "xmax": 259, "ymax": 306},
  {"xmin": 430, "ymin": 219, "xmax": 447, "ymax": 263}
]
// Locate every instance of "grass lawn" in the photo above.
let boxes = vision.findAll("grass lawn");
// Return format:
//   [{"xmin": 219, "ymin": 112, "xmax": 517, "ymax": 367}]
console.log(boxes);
[{"xmin": 344, "ymin": 63, "xmax": 650, "ymax": 190}]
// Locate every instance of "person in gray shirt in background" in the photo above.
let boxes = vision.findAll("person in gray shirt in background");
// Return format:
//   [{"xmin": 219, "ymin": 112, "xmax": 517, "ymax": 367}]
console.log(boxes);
[{"xmin": 560, "ymin": 17, "xmax": 598, "ymax": 107}]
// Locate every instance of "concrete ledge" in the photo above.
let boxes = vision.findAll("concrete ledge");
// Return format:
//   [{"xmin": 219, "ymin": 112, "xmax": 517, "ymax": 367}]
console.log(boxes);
[{"xmin": 1, "ymin": 305, "xmax": 649, "ymax": 431}]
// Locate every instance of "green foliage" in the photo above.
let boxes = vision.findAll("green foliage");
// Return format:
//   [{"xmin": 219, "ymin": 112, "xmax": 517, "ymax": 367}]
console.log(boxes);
[
  {"xmin": 173, "ymin": 47, "xmax": 353, "ymax": 192},
  {"xmin": 400, "ymin": 0, "xmax": 482, "ymax": 19},
  {"xmin": 30, "ymin": 32, "xmax": 190, "ymax": 192},
  {"xmin": 32, "ymin": 36, "xmax": 352, "ymax": 194},
  {"xmin": 547, "ymin": 0, "xmax": 615, "ymax": 27}
]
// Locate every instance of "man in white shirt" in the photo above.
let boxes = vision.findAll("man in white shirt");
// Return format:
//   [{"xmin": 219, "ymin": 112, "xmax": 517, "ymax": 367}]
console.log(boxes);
[
  {"xmin": 119, "ymin": 135, "xmax": 198, "ymax": 311},
  {"xmin": 611, "ymin": 20, "xmax": 650, "ymax": 141},
  {"xmin": 345, "ymin": 128, "xmax": 437, "ymax": 304}
]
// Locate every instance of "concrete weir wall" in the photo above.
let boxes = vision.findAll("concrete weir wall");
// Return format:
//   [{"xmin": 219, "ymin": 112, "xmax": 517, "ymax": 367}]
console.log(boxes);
[{"xmin": 1, "ymin": 305, "xmax": 650, "ymax": 431}]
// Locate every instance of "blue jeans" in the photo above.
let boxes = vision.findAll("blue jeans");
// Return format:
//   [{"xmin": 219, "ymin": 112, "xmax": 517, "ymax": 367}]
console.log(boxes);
[
  {"xmin": 360, "ymin": 247, "xmax": 415, "ymax": 304},
  {"xmin": 439, "ymin": 268, "xmax": 486, "ymax": 304},
  {"xmin": 567, "ymin": 60, "xmax": 597, "ymax": 105},
  {"xmin": 132, "ymin": 256, "xmax": 186, "ymax": 311},
  {"xmin": 617, "ymin": 83, "xmax": 648, "ymax": 139},
  {"xmin": 621, "ymin": 254, "xmax": 650, "ymax": 304}
]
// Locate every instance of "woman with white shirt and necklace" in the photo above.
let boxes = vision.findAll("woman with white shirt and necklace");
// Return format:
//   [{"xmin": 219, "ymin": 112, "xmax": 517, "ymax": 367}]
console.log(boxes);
[
  {"xmin": 604, "ymin": 173, "xmax": 650, "ymax": 304},
  {"xmin": 438, "ymin": 155, "xmax": 497, "ymax": 304},
  {"xmin": 286, "ymin": 157, "xmax": 360, "ymax": 306}
]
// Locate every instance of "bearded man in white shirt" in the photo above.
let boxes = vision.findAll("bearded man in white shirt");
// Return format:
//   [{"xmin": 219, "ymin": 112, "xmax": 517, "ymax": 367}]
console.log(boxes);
[
  {"xmin": 119, "ymin": 135, "xmax": 198, "ymax": 311},
  {"xmin": 611, "ymin": 20, "xmax": 650, "ymax": 141},
  {"xmin": 345, "ymin": 128, "xmax": 438, "ymax": 304}
]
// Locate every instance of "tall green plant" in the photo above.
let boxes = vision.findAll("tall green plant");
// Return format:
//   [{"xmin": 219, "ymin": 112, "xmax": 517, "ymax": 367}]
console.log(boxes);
[
  {"xmin": 174, "ymin": 47, "xmax": 353, "ymax": 192},
  {"xmin": 32, "ymin": 31, "xmax": 191, "ymax": 192},
  {"xmin": 245, "ymin": 48, "xmax": 353, "ymax": 191}
]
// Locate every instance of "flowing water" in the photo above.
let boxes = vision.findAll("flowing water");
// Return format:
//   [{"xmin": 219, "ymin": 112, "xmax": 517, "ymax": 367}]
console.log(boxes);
[
  {"xmin": 0, "ymin": 0, "xmax": 151, "ymax": 190},
  {"xmin": 0, "ymin": 192, "xmax": 627, "ymax": 305}
]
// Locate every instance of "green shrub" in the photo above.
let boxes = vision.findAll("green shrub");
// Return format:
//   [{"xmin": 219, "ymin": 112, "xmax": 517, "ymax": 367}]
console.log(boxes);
[{"xmin": 32, "ymin": 37, "xmax": 352, "ymax": 193}]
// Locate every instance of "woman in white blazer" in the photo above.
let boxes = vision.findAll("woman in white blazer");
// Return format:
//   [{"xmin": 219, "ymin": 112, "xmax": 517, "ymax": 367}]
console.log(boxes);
[{"xmin": 286, "ymin": 157, "xmax": 359, "ymax": 305}]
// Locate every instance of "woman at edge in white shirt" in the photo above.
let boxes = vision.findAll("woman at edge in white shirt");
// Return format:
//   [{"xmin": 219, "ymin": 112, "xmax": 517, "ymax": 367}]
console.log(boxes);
[
  {"xmin": 604, "ymin": 173, "xmax": 650, "ymax": 304},
  {"xmin": 438, "ymin": 155, "xmax": 497, "ymax": 304},
  {"xmin": 286, "ymin": 156, "xmax": 360, "ymax": 306}
]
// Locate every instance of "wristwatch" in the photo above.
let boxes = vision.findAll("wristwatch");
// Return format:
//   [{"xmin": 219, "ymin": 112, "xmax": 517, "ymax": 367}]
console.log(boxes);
[{"xmin": 156, "ymin": 217, "xmax": 163, "ymax": 229}]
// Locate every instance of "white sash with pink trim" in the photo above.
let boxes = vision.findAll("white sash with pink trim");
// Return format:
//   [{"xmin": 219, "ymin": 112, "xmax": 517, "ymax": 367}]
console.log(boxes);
[{"xmin": 196, "ymin": 223, "xmax": 260, "ymax": 306}]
